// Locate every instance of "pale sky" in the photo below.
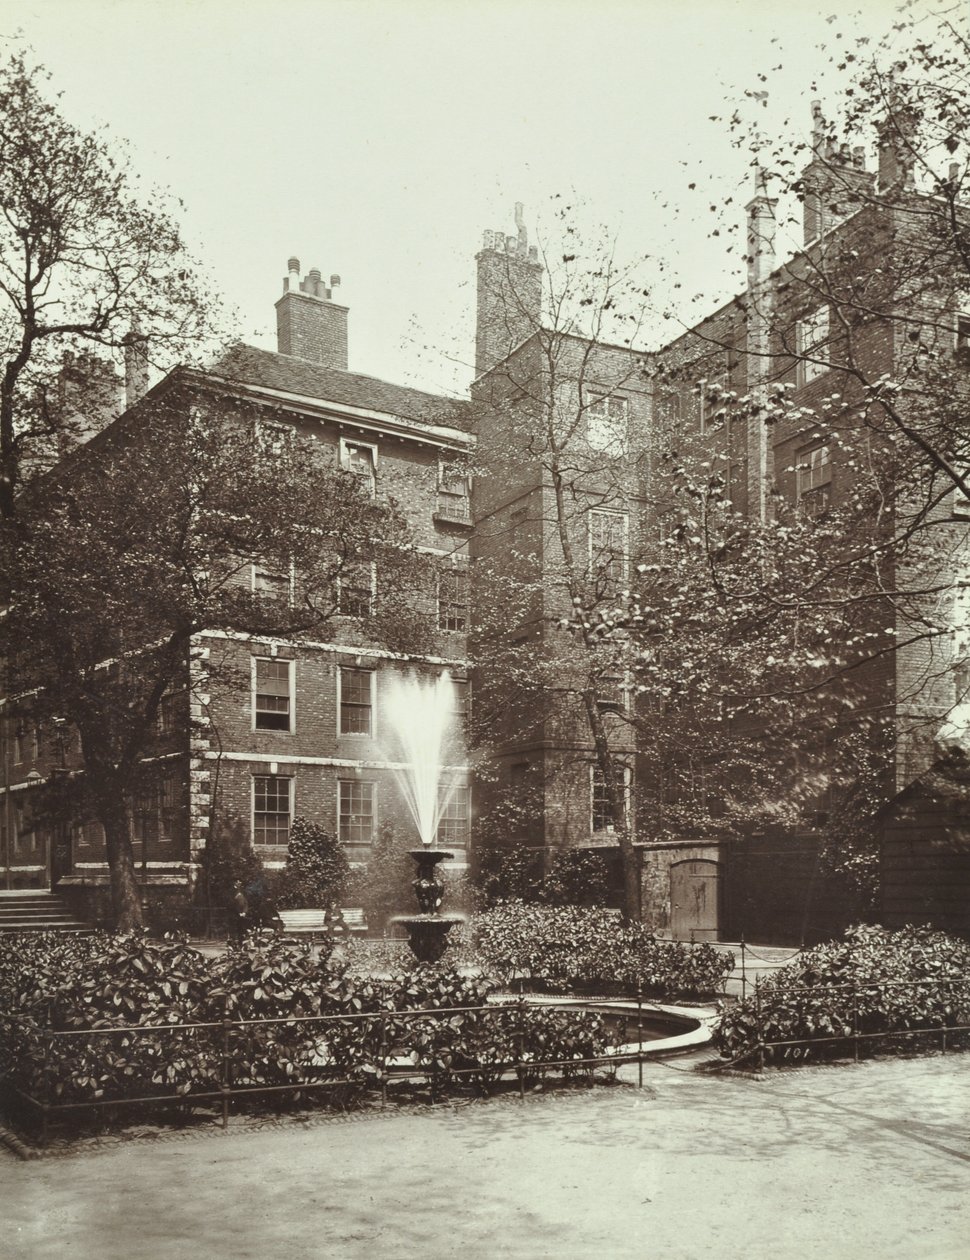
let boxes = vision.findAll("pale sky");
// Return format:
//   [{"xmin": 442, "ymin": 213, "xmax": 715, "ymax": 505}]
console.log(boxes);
[{"xmin": 1, "ymin": 0, "xmax": 904, "ymax": 396}]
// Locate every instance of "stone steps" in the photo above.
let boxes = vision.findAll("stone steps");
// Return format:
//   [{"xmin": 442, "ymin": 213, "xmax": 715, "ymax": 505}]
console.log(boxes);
[{"xmin": 0, "ymin": 891, "xmax": 92, "ymax": 935}]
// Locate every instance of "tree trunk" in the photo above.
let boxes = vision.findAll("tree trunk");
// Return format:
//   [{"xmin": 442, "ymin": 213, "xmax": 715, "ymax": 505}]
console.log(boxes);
[
  {"xmin": 583, "ymin": 691, "xmax": 640, "ymax": 922},
  {"xmin": 96, "ymin": 792, "xmax": 144, "ymax": 932}
]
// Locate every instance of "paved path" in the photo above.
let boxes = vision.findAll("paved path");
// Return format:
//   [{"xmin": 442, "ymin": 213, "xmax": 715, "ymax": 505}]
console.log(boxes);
[{"xmin": 4, "ymin": 1054, "xmax": 968, "ymax": 1260}]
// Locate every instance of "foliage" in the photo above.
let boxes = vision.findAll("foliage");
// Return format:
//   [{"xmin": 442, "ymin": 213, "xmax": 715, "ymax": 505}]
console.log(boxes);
[
  {"xmin": 474, "ymin": 844, "xmax": 609, "ymax": 909},
  {"xmin": 541, "ymin": 849, "xmax": 611, "ymax": 907},
  {"xmin": 1, "ymin": 388, "xmax": 433, "ymax": 931},
  {"xmin": 0, "ymin": 931, "xmax": 618, "ymax": 1126},
  {"xmin": 713, "ymin": 925, "xmax": 970, "ymax": 1066},
  {"xmin": 198, "ymin": 811, "xmax": 268, "ymax": 925},
  {"xmin": 0, "ymin": 50, "xmax": 223, "ymax": 515},
  {"xmin": 274, "ymin": 817, "xmax": 350, "ymax": 911},
  {"xmin": 473, "ymin": 901, "xmax": 733, "ymax": 998},
  {"xmin": 346, "ymin": 821, "xmax": 414, "ymax": 933}
]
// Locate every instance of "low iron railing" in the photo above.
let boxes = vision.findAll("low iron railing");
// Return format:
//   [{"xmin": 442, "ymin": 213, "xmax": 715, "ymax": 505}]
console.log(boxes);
[
  {"xmin": 1, "ymin": 995, "xmax": 658, "ymax": 1147},
  {"xmin": 746, "ymin": 977, "xmax": 970, "ymax": 1071}
]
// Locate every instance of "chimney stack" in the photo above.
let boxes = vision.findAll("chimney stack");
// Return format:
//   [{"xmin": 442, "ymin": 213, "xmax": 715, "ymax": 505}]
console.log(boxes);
[
  {"xmin": 276, "ymin": 257, "xmax": 348, "ymax": 369},
  {"xmin": 877, "ymin": 102, "xmax": 917, "ymax": 194},
  {"xmin": 800, "ymin": 102, "xmax": 875, "ymax": 242},
  {"xmin": 123, "ymin": 323, "xmax": 151, "ymax": 409},
  {"xmin": 474, "ymin": 202, "xmax": 543, "ymax": 379}
]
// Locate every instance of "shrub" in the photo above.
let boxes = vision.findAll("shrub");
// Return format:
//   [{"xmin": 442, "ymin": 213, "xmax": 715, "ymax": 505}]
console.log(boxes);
[
  {"xmin": 713, "ymin": 924, "xmax": 970, "ymax": 1067},
  {"xmin": 0, "ymin": 931, "xmax": 620, "ymax": 1127},
  {"xmin": 473, "ymin": 901, "xmax": 732, "ymax": 998},
  {"xmin": 275, "ymin": 816, "xmax": 350, "ymax": 911},
  {"xmin": 198, "ymin": 811, "xmax": 268, "ymax": 928},
  {"xmin": 540, "ymin": 849, "xmax": 610, "ymax": 908},
  {"xmin": 347, "ymin": 821, "xmax": 414, "ymax": 933}
]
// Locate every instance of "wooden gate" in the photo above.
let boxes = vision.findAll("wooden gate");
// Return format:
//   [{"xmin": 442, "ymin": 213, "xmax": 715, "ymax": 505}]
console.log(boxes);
[{"xmin": 669, "ymin": 859, "xmax": 720, "ymax": 941}]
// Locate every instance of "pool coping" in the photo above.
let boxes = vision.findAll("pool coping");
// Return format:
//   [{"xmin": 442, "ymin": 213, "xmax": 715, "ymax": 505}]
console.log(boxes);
[{"xmin": 510, "ymin": 994, "xmax": 716, "ymax": 1057}]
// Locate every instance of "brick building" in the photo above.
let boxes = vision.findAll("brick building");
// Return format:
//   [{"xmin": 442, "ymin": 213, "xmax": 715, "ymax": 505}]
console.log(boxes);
[
  {"xmin": 2, "ymin": 123, "xmax": 966, "ymax": 942},
  {"xmin": 0, "ymin": 260, "xmax": 473, "ymax": 928},
  {"xmin": 468, "ymin": 134, "xmax": 969, "ymax": 940}
]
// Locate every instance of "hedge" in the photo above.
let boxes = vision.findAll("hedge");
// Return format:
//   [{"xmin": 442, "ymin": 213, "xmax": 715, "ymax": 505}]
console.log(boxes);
[
  {"xmin": 473, "ymin": 901, "xmax": 733, "ymax": 998},
  {"xmin": 713, "ymin": 924, "xmax": 970, "ymax": 1066},
  {"xmin": 0, "ymin": 931, "xmax": 617, "ymax": 1123}
]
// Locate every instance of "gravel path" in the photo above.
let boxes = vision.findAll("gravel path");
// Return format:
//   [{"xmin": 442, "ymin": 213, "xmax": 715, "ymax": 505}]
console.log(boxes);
[{"xmin": 3, "ymin": 1054, "xmax": 969, "ymax": 1260}]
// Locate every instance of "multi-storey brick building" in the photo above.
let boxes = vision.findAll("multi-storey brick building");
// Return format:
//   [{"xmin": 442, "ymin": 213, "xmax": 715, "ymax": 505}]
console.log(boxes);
[
  {"xmin": 3, "ymin": 131, "xmax": 966, "ymax": 941},
  {"xmin": 1, "ymin": 260, "xmax": 474, "ymax": 927},
  {"xmin": 468, "ymin": 133, "xmax": 969, "ymax": 941}
]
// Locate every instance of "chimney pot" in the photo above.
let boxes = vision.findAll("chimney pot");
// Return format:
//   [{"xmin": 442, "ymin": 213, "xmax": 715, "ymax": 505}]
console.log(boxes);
[{"xmin": 288, "ymin": 256, "xmax": 300, "ymax": 273}]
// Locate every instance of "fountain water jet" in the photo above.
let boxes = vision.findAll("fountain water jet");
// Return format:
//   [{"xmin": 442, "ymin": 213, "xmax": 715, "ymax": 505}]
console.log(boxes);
[{"xmin": 382, "ymin": 670, "xmax": 464, "ymax": 963}]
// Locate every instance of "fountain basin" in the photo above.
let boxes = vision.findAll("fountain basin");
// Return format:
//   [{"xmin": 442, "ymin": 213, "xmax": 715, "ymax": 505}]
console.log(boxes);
[
  {"xmin": 515, "ymin": 996, "xmax": 711, "ymax": 1057},
  {"xmin": 392, "ymin": 913, "xmax": 463, "ymax": 964}
]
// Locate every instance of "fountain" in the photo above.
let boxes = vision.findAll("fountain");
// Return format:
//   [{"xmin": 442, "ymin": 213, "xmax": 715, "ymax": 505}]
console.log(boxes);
[{"xmin": 383, "ymin": 670, "xmax": 464, "ymax": 964}]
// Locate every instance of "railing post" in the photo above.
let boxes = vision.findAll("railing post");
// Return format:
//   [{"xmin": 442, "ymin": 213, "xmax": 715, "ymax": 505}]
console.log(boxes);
[
  {"xmin": 220, "ymin": 995, "xmax": 232, "ymax": 1130},
  {"xmin": 41, "ymin": 999, "xmax": 53, "ymax": 1150},
  {"xmin": 852, "ymin": 984, "xmax": 859, "ymax": 1064},
  {"xmin": 941, "ymin": 980, "xmax": 948, "ymax": 1055},
  {"xmin": 516, "ymin": 1010, "xmax": 525, "ymax": 1101},
  {"xmin": 636, "ymin": 982, "xmax": 643, "ymax": 1090},
  {"xmin": 754, "ymin": 978, "xmax": 765, "ymax": 1074},
  {"xmin": 740, "ymin": 936, "xmax": 747, "ymax": 1002},
  {"xmin": 379, "ymin": 1011, "xmax": 388, "ymax": 1110}
]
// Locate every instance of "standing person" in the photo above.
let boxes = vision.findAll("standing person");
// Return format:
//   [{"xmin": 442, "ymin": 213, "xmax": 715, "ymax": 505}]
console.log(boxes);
[{"xmin": 228, "ymin": 879, "xmax": 249, "ymax": 945}]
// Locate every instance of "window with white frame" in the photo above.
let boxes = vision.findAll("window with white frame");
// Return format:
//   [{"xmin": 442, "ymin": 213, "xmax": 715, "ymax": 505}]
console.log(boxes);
[
  {"xmin": 796, "ymin": 306, "xmax": 830, "ymax": 384},
  {"xmin": 438, "ymin": 568, "xmax": 469, "ymax": 632},
  {"xmin": 795, "ymin": 442, "xmax": 832, "ymax": 514},
  {"xmin": 591, "ymin": 762, "xmax": 630, "ymax": 834},
  {"xmin": 253, "ymin": 658, "xmax": 294, "ymax": 732},
  {"xmin": 451, "ymin": 679, "xmax": 471, "ymax": 721},
  {"xmin": 436, "ymin": 784, "xmax": 470, "ymax": 847},
  {"xmin": 700, "ymin": 377, "xmax": 728, "ymax": 435},
  {"xmin": 585, "ymin": 392, "xmax": 629, "ymax": 454},
  {"xmin": 253, "ymin": 775, "xmax": 292, "ymax": 846},
  {"xmin": 132, "ymin": 786, "xmax": 157, "ymax": 846},
  {"xmin": 339, "ymin": 779, "xmax": 376, "ymax": 845},
  {"xmin": 340, "ymin": 439, "xmax": 377, "ymax": 494},
  {"xmin": 253, "ymin": 564, "xmax": 291, "ymax": 603},
  {"xmin": 437, "ymin": 458, "xmax": 470, "ymax": 520},
  {"xmin": 338, "ymin": 560, "xmax": 376, "ymax": 617},
  {"xmin": 588, "ymin": 509, "xmax": 629, "ymax": 592},
  {"xmin": 339, "ymin": 666, "xmax": 374, "ymax": 735}
]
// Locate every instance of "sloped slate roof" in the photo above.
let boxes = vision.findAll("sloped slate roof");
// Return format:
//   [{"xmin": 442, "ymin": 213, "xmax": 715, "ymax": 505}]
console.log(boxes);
[{"xmin": 214, "ymin": 343, "xmax": 472, "ymax": 431}]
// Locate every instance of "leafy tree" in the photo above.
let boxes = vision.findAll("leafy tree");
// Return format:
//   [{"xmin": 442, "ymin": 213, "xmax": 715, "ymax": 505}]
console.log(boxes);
[
  {"xmin": 274, "ymin": 817, "xmax": 350, "ymax": 911},
  {"xmin": 1, "ymin": 392, "xmax": 434, "ymax": 931},
  {"xmin": 0, "ymin": 50, "xmax": 221, "ymax": 515}
]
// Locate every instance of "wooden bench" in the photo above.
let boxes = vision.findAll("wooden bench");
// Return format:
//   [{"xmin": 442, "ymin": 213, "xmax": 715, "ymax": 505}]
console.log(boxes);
[{"xmin": 276, "ymin": 908, "xmax": 368, "ymax": 939}]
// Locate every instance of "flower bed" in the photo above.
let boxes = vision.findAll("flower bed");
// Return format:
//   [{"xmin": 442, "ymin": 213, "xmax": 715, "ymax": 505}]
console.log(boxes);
[
  {"xmin": 473, "ymin": 901, "xmax": 733, "ymax": 998},
  {"xmin": 713, "ymin": 925, "xmax": 970, "ymax": 1067}
]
